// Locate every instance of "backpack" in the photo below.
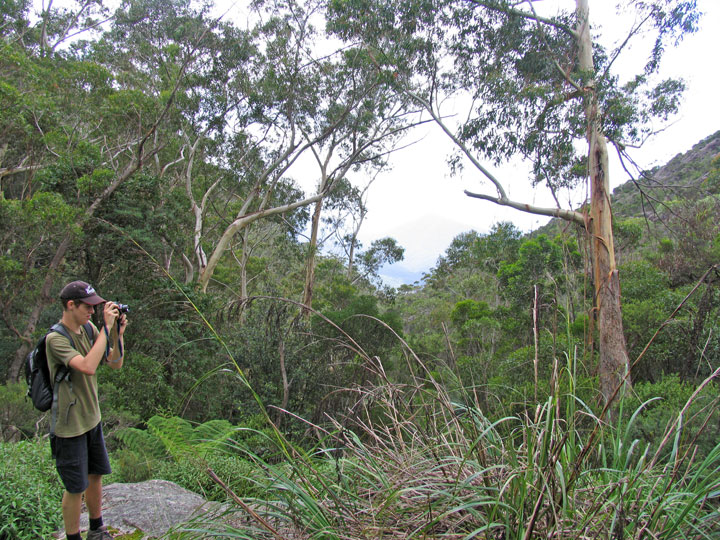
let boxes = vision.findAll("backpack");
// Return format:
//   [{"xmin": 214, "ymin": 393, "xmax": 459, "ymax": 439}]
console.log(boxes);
[{"xmin": 25, "ymin": 323, "xmax": 94, "ymax": 431}]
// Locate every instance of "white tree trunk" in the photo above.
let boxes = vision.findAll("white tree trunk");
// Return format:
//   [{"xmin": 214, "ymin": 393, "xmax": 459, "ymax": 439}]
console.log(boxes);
[{"xmin": 577, "ymin": 0, "xmax": 631, "ymax": 406}]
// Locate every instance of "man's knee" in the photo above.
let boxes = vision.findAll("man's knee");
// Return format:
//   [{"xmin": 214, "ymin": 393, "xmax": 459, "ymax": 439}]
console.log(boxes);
[
  {"xmin": 62, "ymin": 490, "xmax": 83, "ymax": 508},
  {"xmin": 88, "ymin": 473, "xmax": 103, "ymax": 484},
  {"xmin": 87, "ymin": 473, "xmax": 103, "ymax": 495}
]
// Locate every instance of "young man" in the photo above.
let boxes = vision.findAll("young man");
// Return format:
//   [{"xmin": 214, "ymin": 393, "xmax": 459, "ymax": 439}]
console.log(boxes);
[{"xmin": 47, "ymin": 280, "xmax": 127, "ymax": 540}]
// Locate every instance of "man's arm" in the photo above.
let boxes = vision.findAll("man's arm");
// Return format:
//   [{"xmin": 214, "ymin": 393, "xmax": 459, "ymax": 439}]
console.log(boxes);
[{"xmin": 69, "ymin": 303, "xmax": 119, "ymax": 375}]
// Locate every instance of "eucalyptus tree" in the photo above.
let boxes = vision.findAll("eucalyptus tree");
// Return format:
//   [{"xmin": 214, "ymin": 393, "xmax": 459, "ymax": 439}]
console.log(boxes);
[
  {"xmin": 190, "ymin": 0, "xmax": 414, "ymax": 295},
  {"xmin": 0, "ymin": 0, "xmax": 110, "ymax": 186},
  {"xmin": 328, "ymin": 0, "xmax": 701, "ymax": 406},
  {"xmin": 300, "ymin": 40, "xmax": 413, "ymax": 310},
  {"xmin": 91, "ymin": 0, "xmax": 262, "ymax": 288},
  {"xmin": 1, "ymin": 0, "xmax": 110, "ymax": 54},
  {"xmin": 351, "ymin": 237, "xmax": 405, "ymax": 286},
  {"xmin": 191, "ymin": 0, "xmax": 336, "ymax": 294},
  {"xmin": 317, "ymin": 174, "xmax": 401, "ymax": 285},
  {"xmin": 85, "ymin": 0, "xmax": 303, "ymax": 302}
]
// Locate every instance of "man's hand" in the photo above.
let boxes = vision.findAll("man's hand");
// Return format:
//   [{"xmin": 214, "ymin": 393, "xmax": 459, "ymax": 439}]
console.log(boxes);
[
  {"xmin": 103, "ymin": 302, "xmax": 119, "ymax": 329},
  {"xmin": 118, "ymin": 312, "xmax": 128, "ymax": 336}
]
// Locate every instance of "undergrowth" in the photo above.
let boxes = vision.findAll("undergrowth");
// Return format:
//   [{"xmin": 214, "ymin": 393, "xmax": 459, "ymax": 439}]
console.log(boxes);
[
  {"xmin": 4, "ymin": 318, "xmax": 720, "ymax": 538},
  {"xmin": 166, "ymin": 346, "xmax": 720, "ymax": 539},
  {"xmin": 0, "ymin": 438, "xmax": 64, "ymax": 539}
]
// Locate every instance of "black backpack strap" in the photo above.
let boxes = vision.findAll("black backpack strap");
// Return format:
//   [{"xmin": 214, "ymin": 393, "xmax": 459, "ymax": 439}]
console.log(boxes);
[
  {"xmin": 50, "ymin": 322, "xmax": 72, "ymax": 341},
  {"xmin": 51, "ymin": 321, "xmax": 94, "ymax": 349},
  {"xmin": 49, "ymin": 365, "xmax": 70, "ymax": 437},
  {"xmin": 48, "ymin": 323, "xmax": 76, "ymax": 437},
  {"xmin": 82, "ymin": 322, "xmax": 95, "ymax": 344}
]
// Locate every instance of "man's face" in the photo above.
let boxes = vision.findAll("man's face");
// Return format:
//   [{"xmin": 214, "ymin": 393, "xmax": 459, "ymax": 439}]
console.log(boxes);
[{"xmin": 69, "ymin": 300, "xmax": 95, "ymax": 324}]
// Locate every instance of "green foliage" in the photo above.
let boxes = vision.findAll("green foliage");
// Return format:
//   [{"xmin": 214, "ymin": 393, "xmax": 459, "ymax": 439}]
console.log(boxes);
[
  {"xmin": 614, "ymin": 217, "xmax": 645, "ymax": 251},
  {"xmin": 116, "ymin": 415, "xmax": 237, "ymax": 462},
  {"xmin": 111, "ymin": 413, "xmax": 266, "ymax": 501},
  {"xmin": 0, "ymin": 192, "xmax": 80, "ymax": 322},
  {"xmin": 101, "ymin": 353, "xmax": 175, "ymax": 421},
  {"xmin": 450, "ymin": 299, "xmax": 501, "ymax": 363},
  {"xmin": 622, "ymin": 374, "xmax": 720, "ymax": 458},
  {"xmin": 315, "ymin": 284, "xmax": 404, "ymax": 370},
  {"xmin": 619, "ymin": 260, "xmax": 670, "ymax": 302},
  {"xmin": 434, "ymin": 221, "xmax": 523, "ymax": 278},
  {"xmin": 619, "ymin": 261, "xmax": 696, "ymax": 379},
  {"xmin": 116, "ymin": 426, "xmax": 168, "ymax": 461},
  {"xmin": 109, "ymin": 447, "xmax": 155, "ymax": 483},
  {"xmin": 703, "ymin": 154, "xmax": 720, "ymax": 191},
  {"xmin": 0, "ymin": 382, "xmax": 46, "ymax": 440},
  {"xmin": 497, "ymin": 234, "xmax": 564, "ymax": 303},
  {"xmin": 0, "ymin": 439, "xmax": 64, "ymax": 540},
  {"xmin": 355, "ymin": 237, "xmax": 405, "ymax": 285},
  {"xmin": 153, "ymin": 452, "xmax": 261, "ymax": 502},
  {"xmin": 450, "ymin": 298, "xmax": 491, "ymax": 326}
]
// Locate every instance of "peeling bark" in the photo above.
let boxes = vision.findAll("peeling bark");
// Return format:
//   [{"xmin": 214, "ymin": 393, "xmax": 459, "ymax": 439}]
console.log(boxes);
[{"xmin": 578, "ymin": 0, "xmax": 631, "ymax": 406}]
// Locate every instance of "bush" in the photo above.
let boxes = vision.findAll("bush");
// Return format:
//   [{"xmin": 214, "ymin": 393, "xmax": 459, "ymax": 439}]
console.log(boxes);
[
  {"xmin": 100, "ymin": 352, "xmax": 176, "ymax": 421},
  {"xmin": 107, "ymin": 414, "xmax": 269, "ymax": 501},
  {"xmin": 0, "ymin": 382, "xmax": 47, "ymax": 440},
  {"xmin": 153, "ymin": 453, "xmax": 262, "ymax": 502},
  {"xmin": 623, "ymin": 374, "xmax": 720, "ymax": 458},
  {"xmin": 0, "ymin": 439, "xmax": 64, "ymax": 539},
  {"xmin": 107, "ymin": 447, "xmax": 155, "ymax": 484}
]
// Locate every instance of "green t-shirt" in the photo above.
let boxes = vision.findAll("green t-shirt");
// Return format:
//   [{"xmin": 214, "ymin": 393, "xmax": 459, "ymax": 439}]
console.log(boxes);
[{"xmin": 46, "ymin": 323, "xmax": 101, "ymax": 438}]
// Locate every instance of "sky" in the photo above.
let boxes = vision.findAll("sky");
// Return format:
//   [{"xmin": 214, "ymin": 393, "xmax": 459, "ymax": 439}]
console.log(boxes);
[{"xmin": 348, "ymin": 1, "xmax": 720, "ymax": 287}]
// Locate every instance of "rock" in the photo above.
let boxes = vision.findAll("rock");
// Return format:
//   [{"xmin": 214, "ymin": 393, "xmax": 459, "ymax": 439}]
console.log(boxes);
[{"xmin": 56, "ymin": 479, "xmax": 233, "ymax": 539}]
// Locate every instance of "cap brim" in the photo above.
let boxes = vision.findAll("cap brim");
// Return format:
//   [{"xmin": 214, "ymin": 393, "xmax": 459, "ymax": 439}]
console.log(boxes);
[{"xmin": 82, "ymin": 294, "xmax": 106, "ymax": 306}]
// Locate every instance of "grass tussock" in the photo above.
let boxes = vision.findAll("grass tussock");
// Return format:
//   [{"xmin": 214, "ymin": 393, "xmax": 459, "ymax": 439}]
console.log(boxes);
[{"xmin": 168, "ymin": 343, "xmax": 720, "ymax": 540}]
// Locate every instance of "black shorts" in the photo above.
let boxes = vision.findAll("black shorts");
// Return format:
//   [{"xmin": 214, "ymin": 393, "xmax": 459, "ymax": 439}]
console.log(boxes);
[{"xmin": 52, "ymin": 422, "xmax": 112, "ymax": 494}]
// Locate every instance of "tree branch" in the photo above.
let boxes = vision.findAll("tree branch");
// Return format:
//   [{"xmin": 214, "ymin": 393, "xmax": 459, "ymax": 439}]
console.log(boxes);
[
  {"xmin": 401, "ymin": 86, "xmax": 585, "ymax": 225},
  {"xmin": 403, "ymin": 88, "xmax": 509, "ymax": 200},
  {"xmin": 0, "ymin": 164, "xmax": 43, "ymax": 179},
  {"xmin": 464, "ymin": 0, "xmax": 578, "ymax": 38},
  {"xmin": 464, "ymin": 189, "xmax": 584, "ymax": 224}
]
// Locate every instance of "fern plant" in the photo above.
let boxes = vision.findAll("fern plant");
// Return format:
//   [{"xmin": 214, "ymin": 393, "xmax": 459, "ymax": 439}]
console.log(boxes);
[{"xmin": 112, "ymin": 416, "xmax": 233, "ymax": 483}]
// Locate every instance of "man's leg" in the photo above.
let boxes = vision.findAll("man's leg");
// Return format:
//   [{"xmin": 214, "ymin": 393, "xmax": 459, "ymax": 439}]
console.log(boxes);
[
  {"xmin": 54, "ymin": 433, "xmax": 89, "ymax": 539},
  {"xmin": 85, "ymin": 474, "xmax": 103, "ymax": 520},
  {"xmin": 85, "ymin": 474, "xmax": 113, "ymax": 538},
  {"xmin": 61, "ymin": 490, "xmax": 83, "ymax": 537},
  {"xmin": 86, "ymin": 423, "xmax": 113, "ymax": 538}
]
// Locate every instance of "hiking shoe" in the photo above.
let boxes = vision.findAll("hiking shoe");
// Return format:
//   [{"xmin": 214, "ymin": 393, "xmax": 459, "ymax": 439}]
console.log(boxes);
[{"xmin": 86, "ymin": 526, "xmax": 114, "ymax": 540}]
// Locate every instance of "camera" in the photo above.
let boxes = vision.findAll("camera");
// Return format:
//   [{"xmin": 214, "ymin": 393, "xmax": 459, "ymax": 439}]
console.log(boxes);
[{"xmin": 111, "ymin": 302, "xmax": 130, "ymax": 314}]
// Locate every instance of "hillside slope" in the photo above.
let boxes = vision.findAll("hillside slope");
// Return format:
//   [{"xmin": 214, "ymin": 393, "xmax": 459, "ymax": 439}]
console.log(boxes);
[
  {"xmin": 611, "ymin": 129, "xmax": 720, "ymax": 218},
  {"xmin": 533, "ymin": 130, "xmax": 720, "ymax": 237}
]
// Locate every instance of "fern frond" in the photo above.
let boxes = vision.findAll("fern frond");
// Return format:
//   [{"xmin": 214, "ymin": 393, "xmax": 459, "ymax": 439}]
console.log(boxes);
[{"xmin": 115, "ymin": 427, "xmax": 167, "ymax": 460}]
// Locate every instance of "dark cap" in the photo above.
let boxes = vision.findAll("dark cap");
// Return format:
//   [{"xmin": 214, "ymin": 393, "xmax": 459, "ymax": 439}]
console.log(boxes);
[{"xmin": 59, "ymin": 280, "xmax": 106, "ymax": 305}]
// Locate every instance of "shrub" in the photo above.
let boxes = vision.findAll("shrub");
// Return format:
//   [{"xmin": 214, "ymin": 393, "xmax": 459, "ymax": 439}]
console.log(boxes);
[
  {"xmin": 100, "ymin": 352, "xmax": 176, "ymax": 421},
  {"xmin": 153, "ymin": 453, "xmax": 262, "ymax": 502},
  {"xmin": 0, "ymin": 382, "xmax": 47, "ymax": 440},
  {"xmin": 0, "ymin": 439, "xmax": 64, "ymax": 539},
  {"xmin": 623, "ymin": 374, "xmax": 720, "ymax": 458},
  {"xmin": 109, "ymin": 414, "xmax": 268, "ymax": 501},
  {"xmin": 107, "ymin": 447, "xmax": 154, "ymax": 484}
]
